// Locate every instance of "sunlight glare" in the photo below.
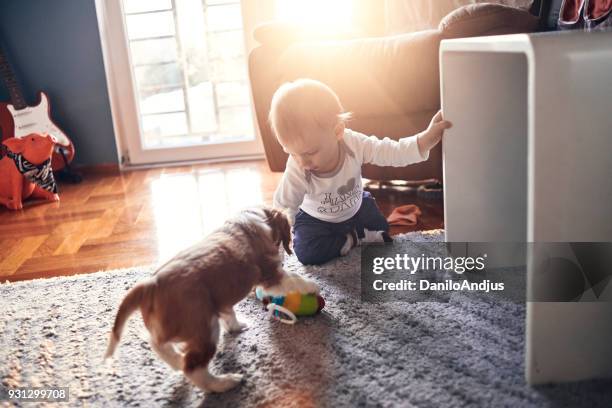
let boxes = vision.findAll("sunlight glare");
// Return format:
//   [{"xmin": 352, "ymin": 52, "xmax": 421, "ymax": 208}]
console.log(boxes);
[
  {"xmin": 276, "ymin": 0, "xmax": 354, "ymax": 31},
  {"xmin": 151, "ymin": 174, "xmax": 204, "ymax": 263}
]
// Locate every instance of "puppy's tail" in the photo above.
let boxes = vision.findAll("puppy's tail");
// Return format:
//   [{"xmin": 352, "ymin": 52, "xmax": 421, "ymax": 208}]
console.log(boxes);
[{"xmin": 104, "ymin": 280, "xmax": 151, "ymax": 359}]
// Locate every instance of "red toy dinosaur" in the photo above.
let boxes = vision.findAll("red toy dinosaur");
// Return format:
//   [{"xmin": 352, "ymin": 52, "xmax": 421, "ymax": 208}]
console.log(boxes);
[{"xmin": 0, "ymin": 133, "xmax": 59, "ymax": 210}]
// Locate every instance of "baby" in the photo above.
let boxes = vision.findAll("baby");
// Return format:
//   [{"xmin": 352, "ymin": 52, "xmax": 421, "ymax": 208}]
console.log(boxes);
[{"xmin": 271, "ymin": 79, "xmax": 451, "ymax": 265}]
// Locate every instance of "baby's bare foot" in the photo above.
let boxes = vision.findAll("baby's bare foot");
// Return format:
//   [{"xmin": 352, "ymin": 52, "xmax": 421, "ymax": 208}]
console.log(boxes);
[
  {"xmin": 340, "ymin": 230, "xmax": 359, "ymax": 256},
  {"xmin": 361, "ymin": 229, "xmax": 393, "ymax": 243}
]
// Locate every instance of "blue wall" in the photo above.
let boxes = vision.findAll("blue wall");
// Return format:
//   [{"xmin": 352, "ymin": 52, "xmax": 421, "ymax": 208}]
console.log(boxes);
[{"xmin": 0, "ymin": 0, "xmax": 118, "ymax": 166}]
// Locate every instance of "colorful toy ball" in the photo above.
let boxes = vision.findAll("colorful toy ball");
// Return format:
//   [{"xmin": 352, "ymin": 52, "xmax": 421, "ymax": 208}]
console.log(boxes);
[{"xmin": 255, "ymin": 287, "xmax": 325, "ymax": 324}]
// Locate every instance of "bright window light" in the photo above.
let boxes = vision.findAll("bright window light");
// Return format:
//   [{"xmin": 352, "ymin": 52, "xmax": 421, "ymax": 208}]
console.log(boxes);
[{"xmin": 275, "ymin": 0, "xmax": 354, "ymax": 30}]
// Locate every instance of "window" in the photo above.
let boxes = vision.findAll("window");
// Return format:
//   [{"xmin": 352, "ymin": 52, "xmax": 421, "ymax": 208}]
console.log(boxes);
[{"xmin": 122, "ymin": 0, "xmax": 253, "ymax": 149}]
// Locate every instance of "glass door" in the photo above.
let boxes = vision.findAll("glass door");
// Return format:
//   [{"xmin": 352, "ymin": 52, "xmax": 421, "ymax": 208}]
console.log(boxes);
[{"xmin": 101, "ymin": 0, "xmax": 262, "ymax": 165}]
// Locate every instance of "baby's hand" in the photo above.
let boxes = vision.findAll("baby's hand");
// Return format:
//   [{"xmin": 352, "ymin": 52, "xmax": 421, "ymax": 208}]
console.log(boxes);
[{"xmin": 417, "ymin": 110, "xmax": 452, "ymax": 157}]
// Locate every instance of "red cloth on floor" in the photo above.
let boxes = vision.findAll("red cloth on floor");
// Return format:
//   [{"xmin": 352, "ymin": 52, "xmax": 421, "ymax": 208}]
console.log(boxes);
[{"xmin": 387, "ymin": 204, "xmax": 422, "ymax": 226}]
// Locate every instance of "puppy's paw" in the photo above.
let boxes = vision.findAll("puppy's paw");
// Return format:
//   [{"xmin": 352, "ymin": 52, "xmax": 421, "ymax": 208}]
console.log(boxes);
[
  {"xmin": 340, "ymin": 234, "xmax": 353, "ymax": 256},
  {"xmin": 226, "ymin": 320, "xmax": 248, "ymax": 334},
  {"xmin": 210, "ymin": 373, "xmax": 243, "ymax": 393},
  {"xmin": 264, "ymin": 273, "xmax": 320, "ymax": 295},
  {"xmin": 292, "ymin": 276, "xmax": 320, "ymax": 295}
]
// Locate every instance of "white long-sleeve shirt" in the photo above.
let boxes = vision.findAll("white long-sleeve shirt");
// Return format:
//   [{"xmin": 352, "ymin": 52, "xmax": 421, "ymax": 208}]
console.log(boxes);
[{"xmin": 273, "ymin": 128, "xmax": 428, "ymax": 223}]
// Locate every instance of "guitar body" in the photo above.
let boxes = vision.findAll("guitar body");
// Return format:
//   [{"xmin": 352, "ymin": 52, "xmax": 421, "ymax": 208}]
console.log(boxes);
[
  {"xmin": 4, "ymin": 91, "xmax": 75, "ymax": 171},
  {"xmin": 0, "ymin": 101, "xmax": 14, "ymax": 138},
  {"xmin": 1, "ymin": 42, "xmax": 76, "ymax": 172}
]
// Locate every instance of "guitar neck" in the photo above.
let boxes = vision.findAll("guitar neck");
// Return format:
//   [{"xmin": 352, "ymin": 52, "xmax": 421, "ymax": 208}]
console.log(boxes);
[{"xmin": 0, "ymin": 45, "xmax": 27, "ymax": 110}]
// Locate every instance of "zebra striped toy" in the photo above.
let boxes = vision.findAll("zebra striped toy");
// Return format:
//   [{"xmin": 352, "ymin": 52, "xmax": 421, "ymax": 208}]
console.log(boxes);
[{"xmin": 0, "ymin": 134, "xmax": 59, "ymax": 210}]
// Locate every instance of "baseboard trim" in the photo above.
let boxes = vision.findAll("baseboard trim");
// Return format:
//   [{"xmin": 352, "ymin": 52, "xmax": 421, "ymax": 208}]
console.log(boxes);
[
  {"xmin": 120, "ymin": 154, "xmax": 266, "ymax": 171},
  {"xmin": 67, "ymin": 155, "xmax": 267, "ymax": 175},
  {"xmin": 73, "ymin": 163, "xmax": 121, "ymax": 175}
]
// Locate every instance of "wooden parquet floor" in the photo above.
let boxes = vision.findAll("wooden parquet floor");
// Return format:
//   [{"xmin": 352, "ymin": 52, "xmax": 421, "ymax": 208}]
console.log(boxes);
[{"xmin": 0, "ymin": 160, "xmax": 443, "ymax": 282}]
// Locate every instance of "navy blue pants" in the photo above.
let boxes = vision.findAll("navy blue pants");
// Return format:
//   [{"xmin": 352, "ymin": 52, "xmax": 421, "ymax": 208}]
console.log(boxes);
[{"xmin": 292, "ymin": 191, "xmax": 389, "ymax": 265}]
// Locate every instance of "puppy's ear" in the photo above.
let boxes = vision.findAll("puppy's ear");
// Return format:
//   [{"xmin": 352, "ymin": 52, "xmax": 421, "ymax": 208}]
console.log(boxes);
[{"xmin": 265, "ymin": 207, "xmax": 292, "ymax": 255}]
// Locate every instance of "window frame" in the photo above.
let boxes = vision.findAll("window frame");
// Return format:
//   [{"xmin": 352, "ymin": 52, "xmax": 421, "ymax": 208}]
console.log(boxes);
[{"xmin": 95, "ymin": 0, "xmax": 263, "ymax": 166}]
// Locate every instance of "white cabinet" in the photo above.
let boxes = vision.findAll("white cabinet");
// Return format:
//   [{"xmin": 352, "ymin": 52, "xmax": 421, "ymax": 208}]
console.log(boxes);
[{"xmin": 441, "ymin": 31, "xmax": 612, "ymax": 384}]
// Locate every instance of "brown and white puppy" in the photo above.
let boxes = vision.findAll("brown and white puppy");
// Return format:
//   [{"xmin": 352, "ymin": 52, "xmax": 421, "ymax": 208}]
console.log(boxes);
[{"xmin": 104, "ymin": 207, "xmax": 318, "ymax": 393}]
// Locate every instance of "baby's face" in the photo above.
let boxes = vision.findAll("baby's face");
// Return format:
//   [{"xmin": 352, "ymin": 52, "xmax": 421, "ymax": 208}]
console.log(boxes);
[{"xmin": 279, "ymin": 124, "xmax": 344, "ymax": 173}]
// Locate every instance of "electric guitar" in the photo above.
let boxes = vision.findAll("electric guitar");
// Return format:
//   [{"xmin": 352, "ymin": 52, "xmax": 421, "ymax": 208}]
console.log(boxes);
[{"xmin": 0, "ymin": 43, "xmax": 75, "ymax": 171}]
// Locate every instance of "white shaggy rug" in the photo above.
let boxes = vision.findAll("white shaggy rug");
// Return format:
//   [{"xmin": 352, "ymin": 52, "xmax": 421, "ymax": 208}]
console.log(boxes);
[{"xmin": 1, "ymin": 230, "xmax": 611, "ymax": 407}]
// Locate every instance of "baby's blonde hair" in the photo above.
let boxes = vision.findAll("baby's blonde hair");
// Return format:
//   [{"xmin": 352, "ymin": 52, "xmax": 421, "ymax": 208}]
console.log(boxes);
[{"xmin": 269, "ymin": 78, "xmax": 351, "ymax": 143}]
